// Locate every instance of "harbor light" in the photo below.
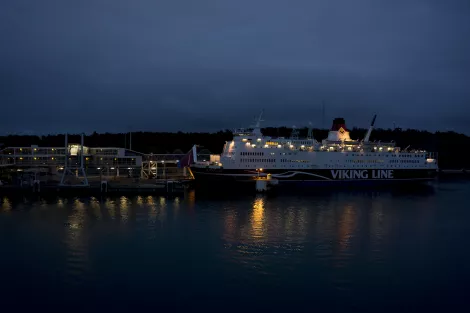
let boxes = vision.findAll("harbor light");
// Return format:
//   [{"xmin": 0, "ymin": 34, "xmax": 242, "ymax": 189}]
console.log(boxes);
[{"xmin": 111, "ymin": 167, "xmax": 115, "ymax": 170}]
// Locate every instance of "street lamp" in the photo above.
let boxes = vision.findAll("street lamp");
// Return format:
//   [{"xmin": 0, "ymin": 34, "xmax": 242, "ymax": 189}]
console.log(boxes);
[{"xmin": 257, "ymin": 168, "xmax": 263, "ymax": 178}]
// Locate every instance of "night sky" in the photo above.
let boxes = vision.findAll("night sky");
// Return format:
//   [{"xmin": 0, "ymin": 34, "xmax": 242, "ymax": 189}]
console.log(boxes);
[{"xmin": 1, "ymin": 0, "xmax": 469, "ymax": 135}]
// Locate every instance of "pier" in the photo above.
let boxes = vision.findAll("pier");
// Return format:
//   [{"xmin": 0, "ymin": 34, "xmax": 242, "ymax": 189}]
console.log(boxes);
[{"xmin": 0, "ymin": 134, "xmax": 194, "ymax": 194}]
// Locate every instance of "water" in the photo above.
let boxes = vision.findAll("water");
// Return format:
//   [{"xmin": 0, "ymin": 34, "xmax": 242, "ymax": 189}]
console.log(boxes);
[{"xmin": 1, "ymin": 180, "xmax": 469, "ymax": 312}]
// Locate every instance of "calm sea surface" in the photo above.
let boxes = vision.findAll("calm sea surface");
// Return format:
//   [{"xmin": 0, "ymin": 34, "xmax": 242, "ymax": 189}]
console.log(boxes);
[{"xmin": 1, "ymin": 180, "xmax": 469, "ymax": 312}]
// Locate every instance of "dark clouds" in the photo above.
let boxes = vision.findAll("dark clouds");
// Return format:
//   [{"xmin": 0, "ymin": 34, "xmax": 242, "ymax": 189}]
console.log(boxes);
[{"xmin": 1, "ymin": 0, "xmax": 469, "ymax": 134}]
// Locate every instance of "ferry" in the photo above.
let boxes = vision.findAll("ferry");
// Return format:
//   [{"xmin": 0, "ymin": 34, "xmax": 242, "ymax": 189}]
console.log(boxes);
[{"xmin": 185, "ymin": 112, "xmax": 439, "ymax": 187}]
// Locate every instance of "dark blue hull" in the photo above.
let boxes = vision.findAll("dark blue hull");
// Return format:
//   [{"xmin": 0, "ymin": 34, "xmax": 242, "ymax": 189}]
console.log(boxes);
[{"xmin": 190, "ymin": 167, "xmax": 437, "ymax": 192}]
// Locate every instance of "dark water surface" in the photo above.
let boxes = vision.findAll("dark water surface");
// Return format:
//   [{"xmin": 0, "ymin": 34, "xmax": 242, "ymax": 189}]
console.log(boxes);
[{"xmin": 1, "ymin": 180, "xmax": 469, "ymax": 312}]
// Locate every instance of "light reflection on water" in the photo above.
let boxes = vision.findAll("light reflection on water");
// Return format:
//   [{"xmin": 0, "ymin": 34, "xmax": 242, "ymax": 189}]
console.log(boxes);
[
  {"xmin": 0, "ymin": 182, "xmax": 469, "ymax": 311},
  {"xmin": 1, "ymin": 197, "xmax": 11, "ymax": 212},
  {"xmin": 63, "ymin": 198, "xmax": 89, "ymax": 287},
  {"xmin": 119, "ymin": 196, "xmax": 129, "ymax": 223},
  {"xmin": 90, "ymin": 197, "xmax": 101, "ymax": 220},
  {"xmin": 105, "ymin": 198, "xmax": 116, "ymax": 219},
  {"xmin": 250, "ymin": 196, "xmax": 266, "ymax": 241}
]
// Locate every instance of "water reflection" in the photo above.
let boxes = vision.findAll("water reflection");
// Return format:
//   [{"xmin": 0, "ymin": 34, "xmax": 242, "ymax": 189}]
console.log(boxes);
[
  {"xmin": 136, "ymin": 195, "xmax": 144, "ymax": 207},
  {"xmin": 1, "ymin": 197, "xmax": 11, "ymax": 212},
  {"xmin": 0, "ymin": 183, "xmax": 464, "ymax": 311},
  {"xmin": 90, "ymin": 197, "xmax": 102, "ymax": 220},
  {"xmin": 250, "ymin": 196, "xmax": 266, "ymax": 241},
  {"xmin": 332, "ymin": 204, "xmax": 358, "ymax": 269},
  {"xmin": 63, "ymin": 198, "xmax": 89, "ymax": 287},
  {"xmin": 173, "ymin": 197, "xmax": 180, "ymax": 217},
  {"xmin": 337, "ymin": 205, "xmax": 356, "ymax": 251},
  {"xmin": 185, "ymin": 189, "xmax": 196, "ymax": 211},
  {"xmin": 223, "ymin": 207, "xmax": 238, "ymax": 244},
  {"xmin": 105, "ymin": 198, "xmax": 116, "ymax": 219},
  {"xmin": 120, "ymin": 196, "xmax": 129, "ymax": 223},
  {"xmin": 159, "ymin": 197, "xmax": 167, "ymax": 221},
  {"xmin": 147, "ymin": 196, "xmax": 158, "ymax": 239}
]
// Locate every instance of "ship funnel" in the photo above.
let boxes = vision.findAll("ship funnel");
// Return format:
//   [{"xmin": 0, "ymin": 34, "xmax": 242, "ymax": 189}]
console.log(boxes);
[
  {"xmin": 331, "ymin": 118, "xmax": 348, "ymax": 132},
  {"xmin": 326, "ymin": 117, "xmax": 351, "ymax": 142}
]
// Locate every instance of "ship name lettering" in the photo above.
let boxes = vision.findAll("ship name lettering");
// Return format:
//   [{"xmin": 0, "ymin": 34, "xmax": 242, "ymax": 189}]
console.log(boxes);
[{"xmin": 331, "ymin": 169, "xmax": 393, "ymax": 179}]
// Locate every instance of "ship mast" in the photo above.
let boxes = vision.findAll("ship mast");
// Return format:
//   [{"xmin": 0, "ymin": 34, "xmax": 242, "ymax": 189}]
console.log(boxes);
[
  {"xmin": 254, "ymin": 109, "xmax": 264, "ymax": 128},
  {"xmin": 252, "ymin": 109, "xmax": 264, "ymax": 136},
  {"xmin": 364, "ymin": 114, "xmax": 377, "ymax": 143},
  {"xmin": 307, "ymin": 122, "xmax": 313, "ymax": 139},
  {"xmin": 290, "ymin": 125, "xmax": 299, "ymax": 140}
]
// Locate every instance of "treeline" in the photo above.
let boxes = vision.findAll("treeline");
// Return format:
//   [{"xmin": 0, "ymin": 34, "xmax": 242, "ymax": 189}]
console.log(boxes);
[{"xmin": 1, "ymin": 128, "xmax": 469, "ymax": 169}]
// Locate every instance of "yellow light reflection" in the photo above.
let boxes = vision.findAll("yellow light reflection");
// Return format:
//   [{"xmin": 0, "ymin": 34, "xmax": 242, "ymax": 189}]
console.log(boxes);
[
  {"xmin": 250, "ymin": 196, "xmax": 266, "ymax": 240},
  {"xmin": 173, "ymin": 197, "xmax": 180, "ymax": 216},
  {"xmin": 146, "ymin": 195, "xmax": 155, "ymax": 205},
  {"xmin": 136, "ymin": 196, "xmax": 144, "ymax": 207},
  {"xmin": 120, "ymin": 196, "xmax": 129, "ymax": 223},
  {"xmin": 68, "ymin": 198, "xmax": 86, "ymax": 230},
  {"xmin": 105, "ymin": 198, "xmax": 116, "ymax": 219},
  {"xmin": 2, "ymin": 197, "xmax": 12, "ymax": 212},
  {"xmin": 158, "ymin": 197, "xmax": 167, "ymax": 221},
  {"xmin": 185, "ymin": 190, "xmax": 195, "ymax": 211},
  {"xmin": 90, "ymin": 197, "xmax": 101, "ymax": 219},
  {"xmin": 147, "ymin": 195, "xmax": 158, "ymax": 236}
]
